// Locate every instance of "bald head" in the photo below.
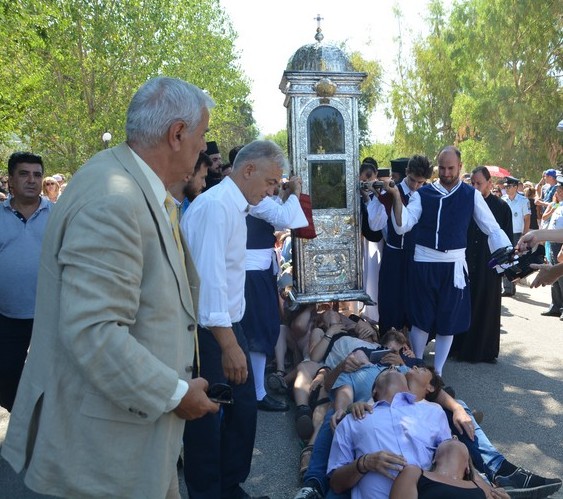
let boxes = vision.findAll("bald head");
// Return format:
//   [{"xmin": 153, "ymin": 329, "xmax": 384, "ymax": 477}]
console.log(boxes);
[{"xmin": 437, "ymin": 146, "xmax": 462, "ymax": 190}]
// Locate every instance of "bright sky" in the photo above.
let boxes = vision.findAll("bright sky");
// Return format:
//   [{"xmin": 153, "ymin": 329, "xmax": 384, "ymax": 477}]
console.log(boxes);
[{"xmin": 220, "ymin": 0, "xmax": 451, "ymax": 142}]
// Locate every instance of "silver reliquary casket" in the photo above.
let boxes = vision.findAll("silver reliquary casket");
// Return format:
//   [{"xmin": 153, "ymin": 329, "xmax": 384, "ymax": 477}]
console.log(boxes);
[{"xmin": 280, "ymin": 25, "xmax": 372, "ymax": 305}]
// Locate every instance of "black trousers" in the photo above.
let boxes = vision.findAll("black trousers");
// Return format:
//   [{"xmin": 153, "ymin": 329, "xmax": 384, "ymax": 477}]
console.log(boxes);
[
  {"xmin": 183, "ymin": 322, "xmax": 257, "ymax": 499},
  {"xmin": 549, "ymin": 243, "xmax": 563, "ymax": 312},
  {"xmin": 0, "ymin": 314, "xmax": 33, "ymax": 412}
]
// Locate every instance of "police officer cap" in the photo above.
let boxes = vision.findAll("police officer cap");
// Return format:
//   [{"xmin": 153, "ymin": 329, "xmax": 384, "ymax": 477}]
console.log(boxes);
[{"xmin": 503, "ymin": 176, "xmax": 519, "ymax": 186}]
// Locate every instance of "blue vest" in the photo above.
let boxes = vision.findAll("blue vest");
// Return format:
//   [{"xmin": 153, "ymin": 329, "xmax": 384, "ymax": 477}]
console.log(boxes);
[
  {"xmin": 415, "ymin": 182, "xmax": 475, "ymax": 251},
  {"xmin": 246, "ymin": 215, "xmax": 276, "ymax": 250}
]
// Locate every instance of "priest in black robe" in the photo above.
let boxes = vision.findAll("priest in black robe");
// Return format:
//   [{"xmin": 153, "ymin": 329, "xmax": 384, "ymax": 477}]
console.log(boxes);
[{"xmin": 452, "ymin": 166, "xmax": 513, "ymax": 362}]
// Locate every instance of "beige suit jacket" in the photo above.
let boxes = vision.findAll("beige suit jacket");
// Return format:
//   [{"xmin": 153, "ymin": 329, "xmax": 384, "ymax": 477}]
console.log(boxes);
[{"xmin": 2, "ymin": 144, "xmax": 199, "ymax": 498}]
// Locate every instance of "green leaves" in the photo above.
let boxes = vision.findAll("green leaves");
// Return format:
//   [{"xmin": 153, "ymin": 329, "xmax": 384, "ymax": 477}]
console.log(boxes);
[
  {"xmin": 0, "ymin": 0, "xmax": 256, "ymax": 173},
  {"xmin": 390, "ymin": 0, "xmax": 562, "ymax": 177}
]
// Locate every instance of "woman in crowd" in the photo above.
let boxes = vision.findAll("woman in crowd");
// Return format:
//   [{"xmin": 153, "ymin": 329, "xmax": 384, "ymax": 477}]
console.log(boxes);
[
  {"xmin": 42, "ymin": 176, "xmax": 60, "ymax": 202},
  {"xmin": 524, "ymin": 185, "xmax": 540, "ymax": 230}
]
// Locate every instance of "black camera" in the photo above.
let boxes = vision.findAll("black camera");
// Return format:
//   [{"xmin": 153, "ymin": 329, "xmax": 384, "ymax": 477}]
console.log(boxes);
[
  {"xmin": 359, "ymin": 180, "xmax": 385, "ymax": 190},
  {"xmin": 488, "ymin": 245, "xmax": 545, "ymax": 282}
]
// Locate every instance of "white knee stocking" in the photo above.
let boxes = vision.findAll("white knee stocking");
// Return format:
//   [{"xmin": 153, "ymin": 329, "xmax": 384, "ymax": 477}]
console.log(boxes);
[
  {"xmin": 409, "ymin": 326, "xmax": 429, "ymax": 359},
  {"xmin": 249, "ymin": 351, "xmax": 267, "ymax": 400},
  {"xmin": 433, "ymin": 335, "xmax": 454, "ymax": 376}
]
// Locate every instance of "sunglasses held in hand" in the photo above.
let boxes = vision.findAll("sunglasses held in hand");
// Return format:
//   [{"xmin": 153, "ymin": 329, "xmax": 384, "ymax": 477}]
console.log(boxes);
[{"xmin": 207, "ymin": 383, "xmax": 234, "ymax": 405}]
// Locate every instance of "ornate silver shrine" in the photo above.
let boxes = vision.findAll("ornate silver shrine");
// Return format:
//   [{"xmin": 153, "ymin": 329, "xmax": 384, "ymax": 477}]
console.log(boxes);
[{"xmin": 280, "ymin": 16, "xmax": 371, "ymax": 305}]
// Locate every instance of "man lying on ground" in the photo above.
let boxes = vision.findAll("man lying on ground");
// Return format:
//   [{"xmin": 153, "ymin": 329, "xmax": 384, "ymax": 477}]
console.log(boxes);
[{"xmin": 295, "ymin": 334, "xmax": 562, "ymax": 499}]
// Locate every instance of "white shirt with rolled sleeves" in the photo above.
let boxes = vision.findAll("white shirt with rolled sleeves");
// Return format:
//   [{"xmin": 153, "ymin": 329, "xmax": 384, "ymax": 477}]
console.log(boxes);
[{"xmin": 182, "ymin": 176, "xmax": 248, "ymax": 328}]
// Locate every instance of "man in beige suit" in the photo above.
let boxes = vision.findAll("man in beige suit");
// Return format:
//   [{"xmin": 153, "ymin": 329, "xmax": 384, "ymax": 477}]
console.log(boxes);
[{"xmin": 1, "ymin": 77, "xmax": 219, "ymax": 498}]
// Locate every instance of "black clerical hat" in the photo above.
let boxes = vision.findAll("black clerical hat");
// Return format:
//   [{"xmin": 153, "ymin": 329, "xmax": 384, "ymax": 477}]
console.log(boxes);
[
  {"xmin": 206, "ymin": 141, "xmax": 220, "ymax": 155},
  {"xmin": 390, "ymin": 157, "xmax": 409, "ymax": 176}
]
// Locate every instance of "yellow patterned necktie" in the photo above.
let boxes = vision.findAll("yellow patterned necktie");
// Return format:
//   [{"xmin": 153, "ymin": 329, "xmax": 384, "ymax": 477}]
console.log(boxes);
[
  {"xmin": 164, "ymin": 193, "xmax": 200, "ymax": 375},
  {"xmin": 164, "ymin": 194, "xmax": 186, "ymax": 276}
]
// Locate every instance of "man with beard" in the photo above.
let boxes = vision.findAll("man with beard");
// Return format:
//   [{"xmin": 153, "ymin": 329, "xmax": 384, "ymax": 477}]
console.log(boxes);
[
  {"xmin": 388, "ymin": 146, "xmax": 511, "ymax": 375},
  {"xmin": 180, "ymin": 152, "xmax": 212, "ymax": 216},
  {"xmin": 168, "ymin": 152, "xmax": 212, "ymax": 217},
  {"xmin": 203, "ymin": 140, "xmax": 223, "ymax": 191},
  {"xmin": 452, "ymin": 166, "xmax": 513, "ymax": 362}
]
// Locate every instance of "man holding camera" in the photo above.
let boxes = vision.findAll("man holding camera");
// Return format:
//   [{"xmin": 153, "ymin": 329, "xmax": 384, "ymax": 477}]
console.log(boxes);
[{"xmin": 367, "ymin": 156, "xmax": 433, "ymax": 336}]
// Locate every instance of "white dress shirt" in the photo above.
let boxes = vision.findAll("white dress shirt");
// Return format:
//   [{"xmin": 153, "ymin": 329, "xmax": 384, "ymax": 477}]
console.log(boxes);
[
  {"xmin": 182, "ymin": 176, "xmax": 248, "ymax": 327},
  {"xmin": 502, "ymin": 193, "xmax": 531, "ymax": 234},
  {"xmin": 246, "ymin": 195, "xmax": 307, "ymax": 272}
]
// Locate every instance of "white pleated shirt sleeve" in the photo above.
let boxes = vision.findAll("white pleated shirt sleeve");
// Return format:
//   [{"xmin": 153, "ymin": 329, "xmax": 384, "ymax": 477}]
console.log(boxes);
[
  {"xmin": 472, "ymin": 190, "xmax": 512, "ymax": 252},
  {"xmin": 392, "ymin": 191, "xmax": 421, "ymax": 235},
  {"xmin": 365, "ymin": 196, "xmax": 388, "ymax": 231},
  {"xmin": 249, "ymin": 195, "xmax": 307, "ymax": 230}
]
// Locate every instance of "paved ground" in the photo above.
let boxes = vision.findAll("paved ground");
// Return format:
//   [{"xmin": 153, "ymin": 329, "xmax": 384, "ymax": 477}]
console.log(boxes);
[{"xmin": 1, "ymin": 282, "xmax": 562, "ymax": 498}]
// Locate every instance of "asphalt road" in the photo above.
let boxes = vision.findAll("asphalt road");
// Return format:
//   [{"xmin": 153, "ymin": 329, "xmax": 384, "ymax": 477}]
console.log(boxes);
[{"xmin": 1, "ymin": 281, "xmax": 562, "ymax": 498}]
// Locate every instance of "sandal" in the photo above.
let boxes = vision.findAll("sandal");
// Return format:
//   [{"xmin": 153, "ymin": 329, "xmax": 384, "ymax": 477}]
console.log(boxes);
[
  {"xmin": 267, "ymin": 370, "xmax": 288, "ymax": 394},
  {"xmin": 299, "ymin": 444, "xmax": 314, "ymax": 481}
]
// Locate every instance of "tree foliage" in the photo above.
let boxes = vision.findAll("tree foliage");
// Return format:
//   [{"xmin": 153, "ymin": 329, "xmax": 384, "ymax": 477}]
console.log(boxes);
[
  {"xmin": 390, "ymin": 0, "xmax": 562, "ymax": 178},
  {"xmin": 0, "ymin": 0, "xmax": 257, "ymax": 172},
  {"xmin": 349, "ymin": 51, "xmax": 383, "ymax": 148},
  {"xmin": 264, "ymin": 129, "xmax": 288, "ymax": 158}
]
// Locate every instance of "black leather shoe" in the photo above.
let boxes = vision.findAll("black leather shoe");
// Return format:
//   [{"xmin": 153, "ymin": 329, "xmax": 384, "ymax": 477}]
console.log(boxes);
[
  {"xmin": 230, "ymin": 486, "xmax": 270, "ymax": 499},
  {"xmin": 257, "ymin": 394, "xmax": 289, "ymax": 412},
  {"xmin": 541, "ymin": 308, "xmax": 561, "ymax": 317}
]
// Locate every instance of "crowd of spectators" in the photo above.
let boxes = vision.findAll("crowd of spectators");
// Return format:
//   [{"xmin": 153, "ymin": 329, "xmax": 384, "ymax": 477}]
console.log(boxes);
[{"xmin": 1, "ymin": 95, "xmax": 562, "ymax": 499}]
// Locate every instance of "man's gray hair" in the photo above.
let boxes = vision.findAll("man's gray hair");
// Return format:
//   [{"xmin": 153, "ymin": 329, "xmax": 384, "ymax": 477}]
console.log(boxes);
[
  {"xmin": 233, "ymin": 140, "xmax": 287, "ymax": 171},
  {"xmin": 126, "ymin": 77, "xmax": 215, "ymax": 146}
]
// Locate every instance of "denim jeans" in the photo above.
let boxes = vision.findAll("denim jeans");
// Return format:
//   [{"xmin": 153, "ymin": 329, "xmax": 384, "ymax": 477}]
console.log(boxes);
[
  {"xmin": 447, "ymin": 399, "xmax": 505, "ymax": 479},
  {"xmin": 302, "ymin": 408, "xmax": 349, "ymax": 498}
]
